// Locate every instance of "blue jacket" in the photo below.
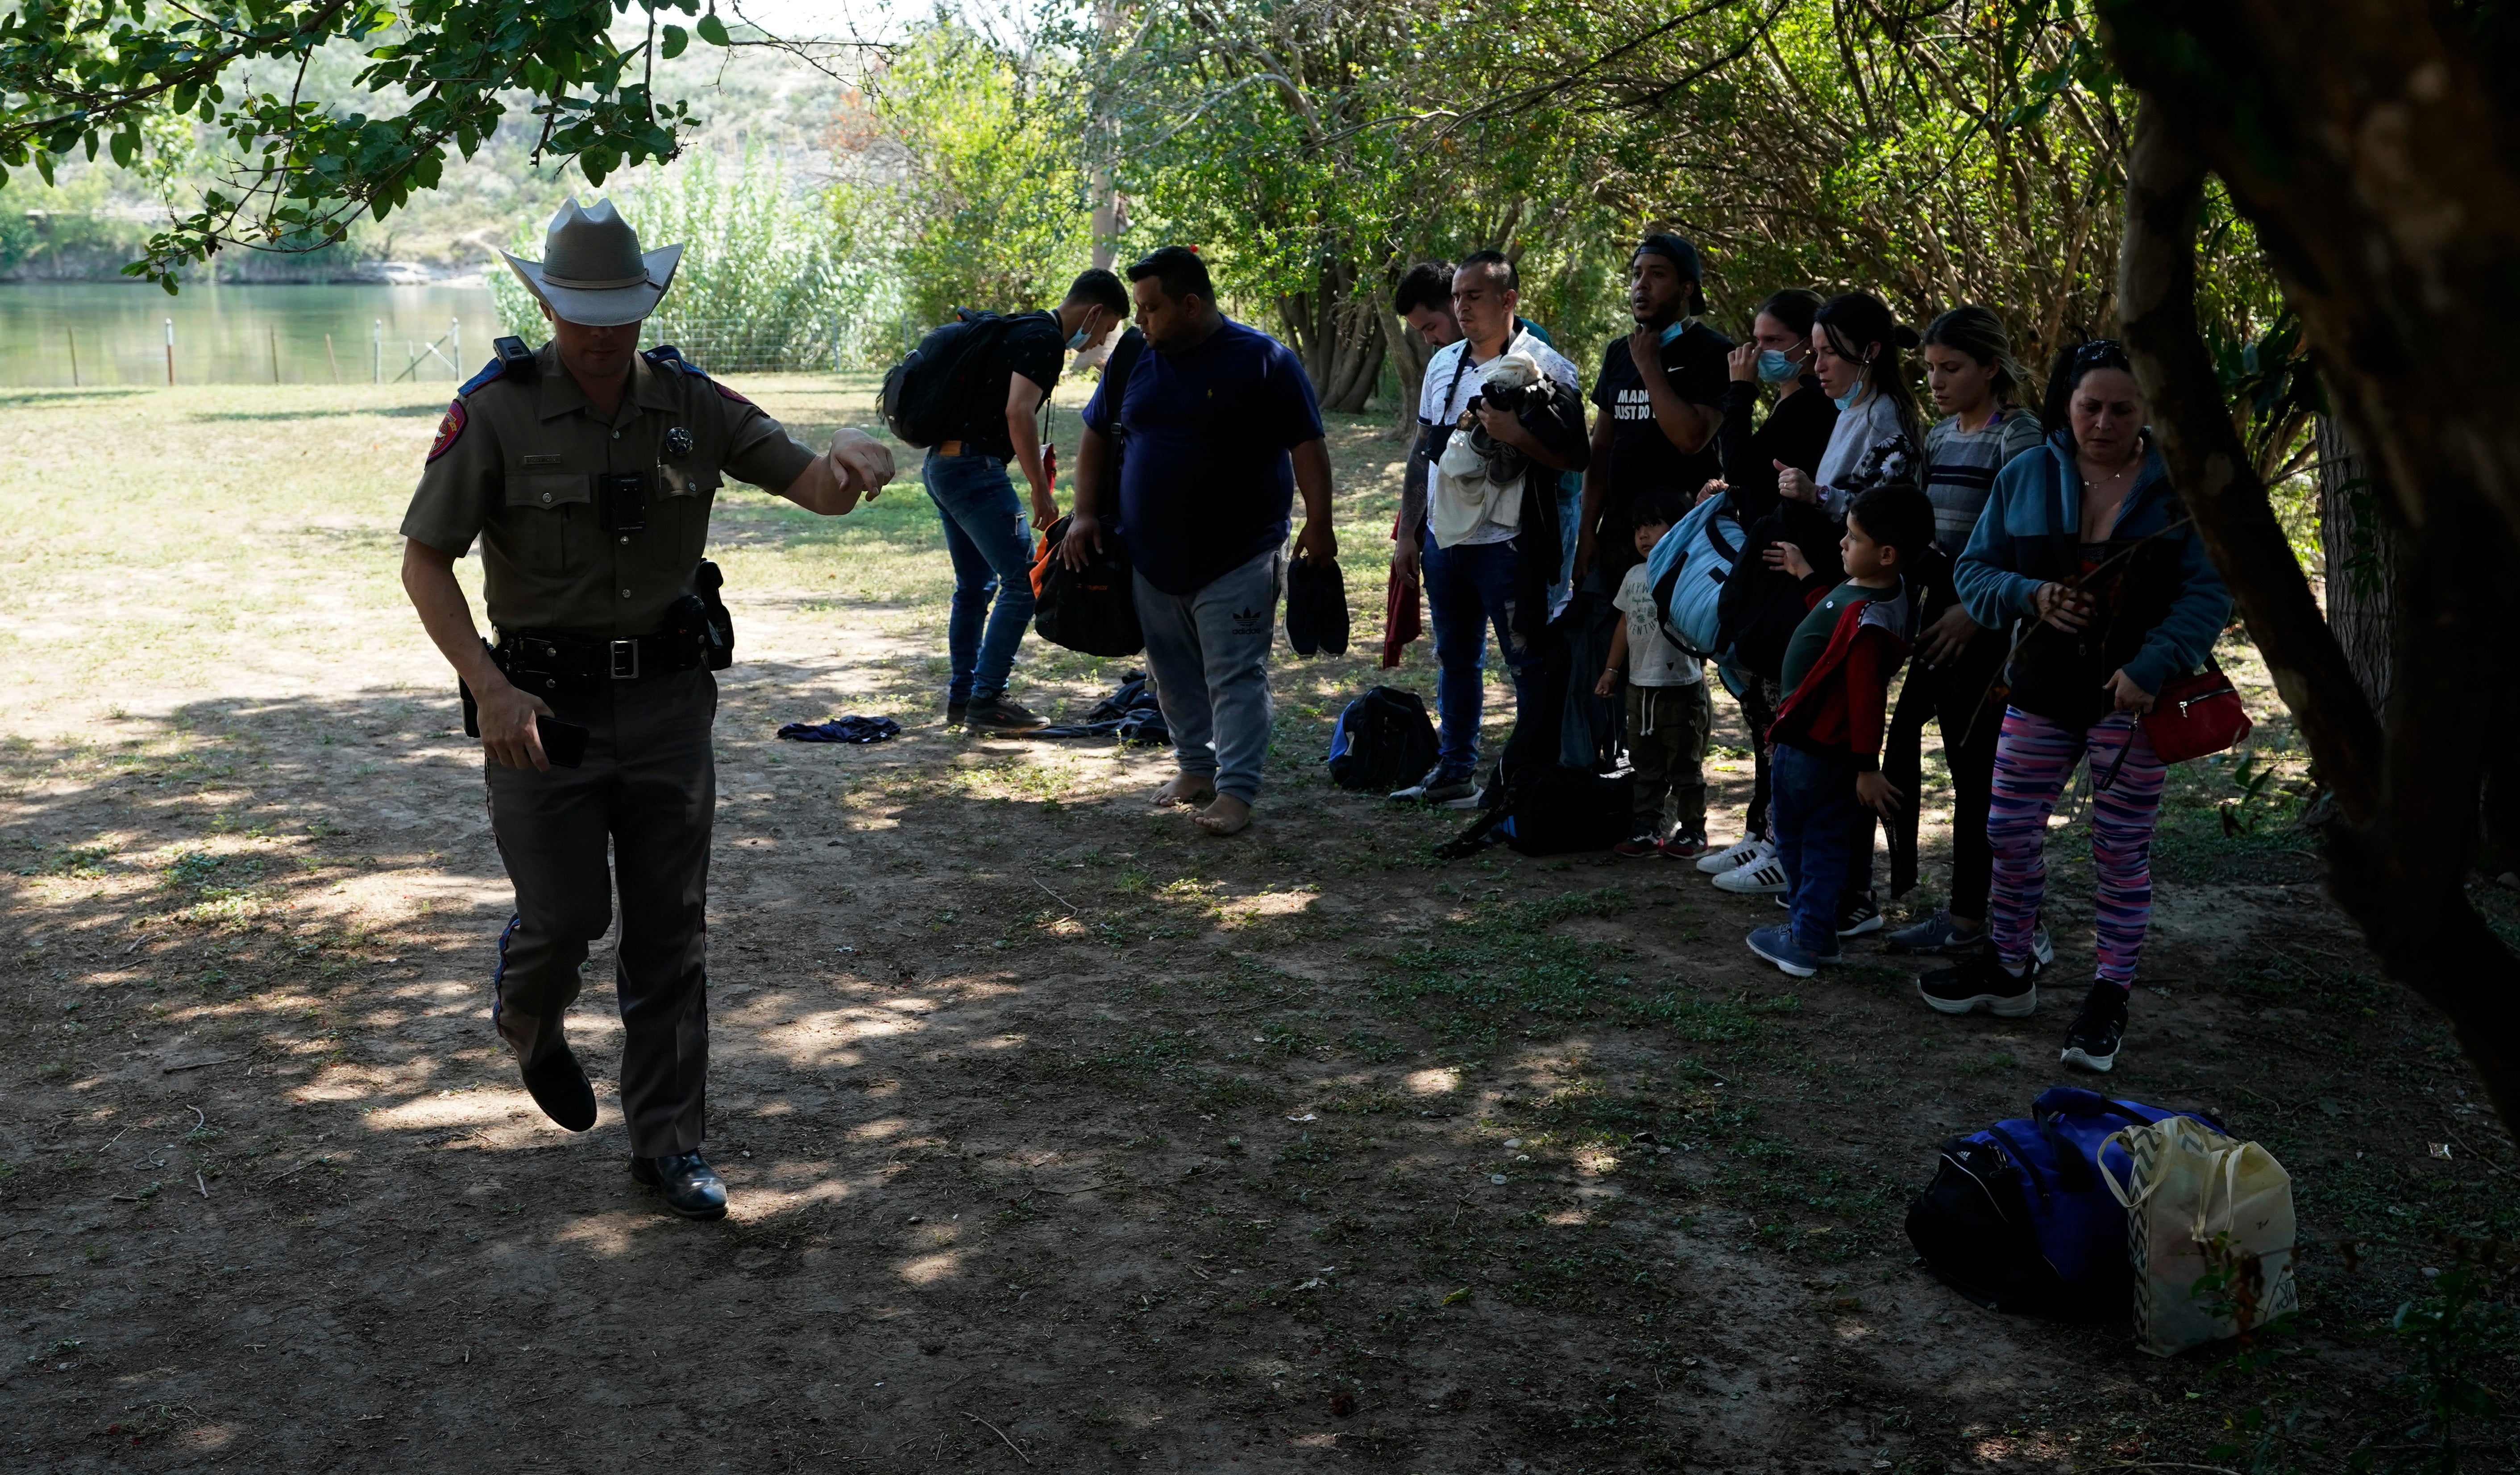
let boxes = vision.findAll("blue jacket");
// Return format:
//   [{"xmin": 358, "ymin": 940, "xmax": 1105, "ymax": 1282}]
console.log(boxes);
[{"xmin": 1954, "ymin": 433, "xmax": 2231, "ymax": 724}]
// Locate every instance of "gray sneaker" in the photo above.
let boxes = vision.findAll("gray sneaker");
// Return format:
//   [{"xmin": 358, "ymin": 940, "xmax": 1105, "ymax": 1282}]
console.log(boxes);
[
  {"xmin": 1887, "ymin": 912, "xmax": 2054, "ymax": 965},
  {"xmin": 1886, "ymin": 911, "xmax": 1987, "ymax": 955},
  {"xmin": 1389, "ymin": 769, "xmax": 1476, "ymax": 805}
]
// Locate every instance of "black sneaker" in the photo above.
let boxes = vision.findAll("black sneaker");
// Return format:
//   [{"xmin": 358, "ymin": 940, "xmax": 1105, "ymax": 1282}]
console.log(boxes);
[
  {"xmin": 1917, "ymin": 953, "xmax": 2040, "ymax": 1017},
  {"xmin": 2061, "ymin": 981, "xmax": 2129, "ymax": 1073},
  {"xmin": 964, "ymin": 697, "xmax": 1048, "ymax": 733},
  {"xmin": 1838, "ymin": 895, "xmax": 1883, "ymax": 936},
  {"xmin": 945, "ymin": 699, "xmax": 969, "ymax": 727}
]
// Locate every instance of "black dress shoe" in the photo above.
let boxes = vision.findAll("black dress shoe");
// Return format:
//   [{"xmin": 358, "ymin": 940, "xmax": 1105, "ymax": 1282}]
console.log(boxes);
[
  {"xmin": 519, "ymin": 1043, "xmax": 598, "ymax": 1132},
  {"xmin": 630, "ymin": 1151, "xmax": 729, "ymax": 1220}
]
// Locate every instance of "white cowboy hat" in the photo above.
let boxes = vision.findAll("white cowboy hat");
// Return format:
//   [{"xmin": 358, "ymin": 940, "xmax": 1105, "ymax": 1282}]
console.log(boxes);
[{"xmin": 499, "ymin": 197, "xmax": 683, "ymax": 328}]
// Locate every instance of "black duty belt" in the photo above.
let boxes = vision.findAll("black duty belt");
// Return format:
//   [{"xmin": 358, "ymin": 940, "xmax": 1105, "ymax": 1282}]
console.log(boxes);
[{"xmin": 491, "ymin": 622, "xmax": 706, "ymax": 699}]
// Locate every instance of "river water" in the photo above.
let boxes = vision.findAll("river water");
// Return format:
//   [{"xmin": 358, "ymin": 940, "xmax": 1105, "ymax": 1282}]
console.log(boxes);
[{"xmin": 0, "ymin": 282, "xmax": 510, "ymax": 387}]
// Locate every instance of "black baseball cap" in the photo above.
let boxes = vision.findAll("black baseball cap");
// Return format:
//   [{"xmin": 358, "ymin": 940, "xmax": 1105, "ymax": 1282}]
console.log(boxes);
[
  {"xmin": 1633, "ymin": 233, "xmax": 1701, "ymax": 282},
  {"xmin": 1632, "ymin": 233, "xmax": 1708, "ymax": 312}
]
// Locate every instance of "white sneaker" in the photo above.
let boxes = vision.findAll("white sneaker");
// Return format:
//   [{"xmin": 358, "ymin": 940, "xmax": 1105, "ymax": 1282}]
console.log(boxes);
[
  {"xmin": 1712, "ymin": 852, "xmax": 1789, "ymax": 895},
  {"xmin": 1697, "ymin": 835, "xmax": 1770, "ymax": 876}
]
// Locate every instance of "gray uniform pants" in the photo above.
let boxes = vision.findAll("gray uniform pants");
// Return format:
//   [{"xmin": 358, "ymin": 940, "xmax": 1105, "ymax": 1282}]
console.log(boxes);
[
  {"xmin": 486, "ymin": 667, "xmax": 715, "ymax": 1158},
  {"xmin": 1135, "ymin": 546, "xmax": 1283, "ymax": 804}
]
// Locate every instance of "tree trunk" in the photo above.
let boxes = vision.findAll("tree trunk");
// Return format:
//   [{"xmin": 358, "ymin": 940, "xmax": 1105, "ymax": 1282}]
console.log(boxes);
[
  {"xmin": 2108, "ymin": 62, "xmax": 2520, "ymax": 1133},
  {"xmin": 2314, "ymin": 415, "xmax": 2400, "ymax": 711},
  {"xmin": 1088, "ymin": 0, "xmax": 1120, "ymax": 272},
  {"xmin": 1277, "ymin": 280, "xmax": 1386, "ymax": 415}
]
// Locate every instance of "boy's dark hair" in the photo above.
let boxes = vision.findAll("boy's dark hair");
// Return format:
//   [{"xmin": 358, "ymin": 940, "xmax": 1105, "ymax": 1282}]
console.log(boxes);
[
  {"xmin": 1627, "ymin": 489, "xmax": 1690, "ymax": 532},
  {"xmin": 1065, "ymin": 268, "xmax": 1130, "ymax": 317},
  {"xmin": 1127, "ymin": 245, "xmax": 1213, "ymax": 306},
  {"xmin": 1394, "ymin": 260, "xmax": 1456, "ymax": 317},
  {"xmin": 1846, "ymin": 485, "xmax": 1935, "ymax": 567},
  {"xmin": 1457, "ymin": 249, "xmax": 1517, "ymax": 293}
]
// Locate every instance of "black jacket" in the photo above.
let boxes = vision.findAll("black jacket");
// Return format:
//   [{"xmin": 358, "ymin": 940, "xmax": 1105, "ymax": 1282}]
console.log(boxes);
[{"xmin": 1716, "ymin": 377, "xmax": 1838, "ymax": 526}]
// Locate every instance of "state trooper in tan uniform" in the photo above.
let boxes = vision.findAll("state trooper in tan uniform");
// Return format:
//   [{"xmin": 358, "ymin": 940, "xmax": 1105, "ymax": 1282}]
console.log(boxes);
[{"xmin": 399, "ymin": 199, "xmax": 895, "ymax": 1218}]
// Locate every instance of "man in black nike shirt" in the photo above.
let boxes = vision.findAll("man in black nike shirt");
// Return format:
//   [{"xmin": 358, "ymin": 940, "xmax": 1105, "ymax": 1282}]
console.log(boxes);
[{"xmin": 1576, "ymin": 234, "xmax": 1734, "ymax": 583}]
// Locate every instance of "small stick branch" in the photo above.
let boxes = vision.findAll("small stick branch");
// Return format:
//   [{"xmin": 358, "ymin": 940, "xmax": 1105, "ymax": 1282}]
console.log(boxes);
[{"xmin": 964, "ymin": 1412, "xmax": 1031, "ymax": 1466}]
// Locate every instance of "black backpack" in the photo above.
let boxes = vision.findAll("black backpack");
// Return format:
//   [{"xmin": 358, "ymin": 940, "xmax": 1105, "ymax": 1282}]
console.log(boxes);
[
  {"xmin": 1030, "ymin": 514, "xmax": 1144, "ymax": 658},
  {"xmin": 1499, "ymin": 764, "xmax": 1634, "ymax": 855},
  {"xmin": 1325, "ymin": 688, "xmax": 1438, "ymax": 792},
  {"xmin": 1434, "ymin": 763, "xmax": 1635, "ymax": 859},
  {"xmin": 1284, "ymin": 552, "xmax": 1350, "ymax": 657},
  {"xmin": 878, "ymin": 309, "xmax": 1027, "ymax": 447}
]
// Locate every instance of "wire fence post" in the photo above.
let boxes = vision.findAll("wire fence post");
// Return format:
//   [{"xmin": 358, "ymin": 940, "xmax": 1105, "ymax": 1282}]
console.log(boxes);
[
  {"xmin": 451, "ymin": 317, "xmax": 461, "ymax": 378},
  {"xmin": 163, "ymin": 318, "xmax": 174, "ymax": 386},
  {"xmin": 67, "ymin": 326, "xmax": 78, "ymax": 388},
  {"xmin": 269, "ymin": 326, "xmax": 280, "ymax": 385},
  {"xmin": 373, "ymin": 319, "xmax": 382, "ymax": 384},
  {"xmin": 326, "ymin": 333, "xmax": 339, "ymax": 383}
]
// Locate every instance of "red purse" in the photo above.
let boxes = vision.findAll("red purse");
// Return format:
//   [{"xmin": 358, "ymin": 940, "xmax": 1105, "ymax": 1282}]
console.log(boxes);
[{"xmin": 2141, "ymin": 656, "xmax": 2252, "ymax": 764}]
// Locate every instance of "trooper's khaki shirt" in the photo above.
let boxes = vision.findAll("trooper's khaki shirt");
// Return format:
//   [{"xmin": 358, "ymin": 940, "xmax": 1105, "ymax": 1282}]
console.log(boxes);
[{"xmin": 400, "ymin": 343, "xmax": 817, "ymax": 638}]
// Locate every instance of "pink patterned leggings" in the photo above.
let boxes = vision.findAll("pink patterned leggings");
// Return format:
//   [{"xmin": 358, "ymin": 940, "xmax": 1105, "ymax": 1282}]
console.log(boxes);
[{"xmin": 1987, "ymin": 708, "xmax": 2167, "ymax": 988}]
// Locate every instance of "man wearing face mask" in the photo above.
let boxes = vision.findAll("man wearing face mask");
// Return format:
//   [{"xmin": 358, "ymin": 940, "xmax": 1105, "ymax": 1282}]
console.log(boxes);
[
  {"xmin": 1578, "ymin": 234, "xmax": 1734, "ymax": 584},
  {"xmin": 924, "ymin": 268, "xmax": 1130, "ymax": 733}
]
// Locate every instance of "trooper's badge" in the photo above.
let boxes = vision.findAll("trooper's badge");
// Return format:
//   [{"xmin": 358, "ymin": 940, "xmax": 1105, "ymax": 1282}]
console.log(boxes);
[
  {"xmin": 428, "ymin": 400, "xmax": 467, "ymax": 462},
  {"xmin": 665, "ymin": 426, "xmax": 694, "ymax": 458}
]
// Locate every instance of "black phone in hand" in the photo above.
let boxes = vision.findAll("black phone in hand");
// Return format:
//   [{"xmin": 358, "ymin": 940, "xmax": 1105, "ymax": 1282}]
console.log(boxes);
[{"xmin": 537, "ymin": 716, "xmax": 590, "ymax": 768}]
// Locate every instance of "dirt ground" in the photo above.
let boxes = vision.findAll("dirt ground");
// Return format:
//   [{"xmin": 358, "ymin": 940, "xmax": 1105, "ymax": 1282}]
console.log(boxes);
[{"xmin": 4, "ymin": 374, "xmax": 2516, "ymax": 1473}]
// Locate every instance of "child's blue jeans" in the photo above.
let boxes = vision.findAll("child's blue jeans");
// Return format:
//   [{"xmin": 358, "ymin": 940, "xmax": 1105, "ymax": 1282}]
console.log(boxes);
[{"xmin": 1772, "ymin": 742, "xmax": 1864, "ymax": 955}]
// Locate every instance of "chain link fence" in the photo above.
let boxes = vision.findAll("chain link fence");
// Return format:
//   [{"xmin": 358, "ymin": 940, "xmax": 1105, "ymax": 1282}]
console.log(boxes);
[{"xmin": 638, "ymin": 317, "xmax": 837, "ymax": 375}]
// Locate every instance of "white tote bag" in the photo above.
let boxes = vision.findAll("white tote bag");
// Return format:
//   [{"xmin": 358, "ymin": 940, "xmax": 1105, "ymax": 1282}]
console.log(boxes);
[{"xmin": 2100, "ymin": 1115, "xmax": 2300, "ymax": 1357}]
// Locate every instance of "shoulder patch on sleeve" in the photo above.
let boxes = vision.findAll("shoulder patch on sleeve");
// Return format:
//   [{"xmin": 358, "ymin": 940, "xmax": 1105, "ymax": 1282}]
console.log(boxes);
[
  {"xmin": 713, "ymin": 381, "xmax": 752, "ymax": 405},
  {"xmin": 457, "ymin": 358, "xmax": 508, "ymax": 398},
  {"xmin": 643, "ymin": 344, "xmax": 710, "ymax": 376},
  {"xmin": 427, "ymin": 399, "xmax": 468, "ymax": 462}
]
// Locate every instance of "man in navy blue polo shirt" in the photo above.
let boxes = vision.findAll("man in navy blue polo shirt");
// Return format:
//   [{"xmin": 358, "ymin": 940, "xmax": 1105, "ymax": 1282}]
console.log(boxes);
[{"xmin": 1058, "ymin": 246, "xmax": 1336, "ymax": 836}]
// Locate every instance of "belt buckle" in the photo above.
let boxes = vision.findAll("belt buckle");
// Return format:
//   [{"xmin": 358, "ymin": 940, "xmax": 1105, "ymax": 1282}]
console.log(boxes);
[{"xmin": 609, "ymin": 639, "xmax": 640, "ymax": 680}]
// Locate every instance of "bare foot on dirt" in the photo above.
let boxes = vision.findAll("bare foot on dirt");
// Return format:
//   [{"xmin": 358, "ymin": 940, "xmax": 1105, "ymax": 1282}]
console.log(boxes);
[
  {"xmin": 1152, "ymin": 772, "xmax": 1216, "ymax": 807},
  {"xmin": 1194, "ymin": 794, "xmax": 1252, "ymax": 836}
]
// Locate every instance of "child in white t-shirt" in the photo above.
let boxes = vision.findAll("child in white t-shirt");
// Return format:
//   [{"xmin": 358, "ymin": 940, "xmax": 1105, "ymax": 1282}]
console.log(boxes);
[{"xmin": 1596, "ymin": 491, "xmax": 1713, "ymax": 859}]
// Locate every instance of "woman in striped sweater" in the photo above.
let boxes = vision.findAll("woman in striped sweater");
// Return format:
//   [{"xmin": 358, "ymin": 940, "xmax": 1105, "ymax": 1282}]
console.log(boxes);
[{"xmin": 1887, "ymin": 307, "xmax": 2048, "ymax": 960}]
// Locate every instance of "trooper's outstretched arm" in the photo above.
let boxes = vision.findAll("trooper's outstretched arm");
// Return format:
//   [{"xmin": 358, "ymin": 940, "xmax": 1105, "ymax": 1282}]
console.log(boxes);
[{"xmin": 780, "ymin": 427, "xmax": 898, "ymax": 515}]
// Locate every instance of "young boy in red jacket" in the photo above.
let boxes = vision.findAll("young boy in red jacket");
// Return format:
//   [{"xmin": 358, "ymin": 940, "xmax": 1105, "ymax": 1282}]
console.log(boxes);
[{"xmin": 1745, "ymin": 485, "xmax": 1935, "ymax": 977}]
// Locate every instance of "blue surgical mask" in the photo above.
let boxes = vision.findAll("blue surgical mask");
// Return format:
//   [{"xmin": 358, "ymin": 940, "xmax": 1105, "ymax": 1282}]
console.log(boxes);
[
  {"xmin": 1833, "ymin": 383, "xmax": 1868, "ymax": 412},
  {"xmin": 1657, "ymin": 318, "xmax": 1694, "ymax": 345},
  {"xmin": 1067, "ymin": 322, "xmax": 1093, "ymax": 351},
  {"xmin": 1756, "ymin": 349, "xmax": 1798, "ymax": 384}
]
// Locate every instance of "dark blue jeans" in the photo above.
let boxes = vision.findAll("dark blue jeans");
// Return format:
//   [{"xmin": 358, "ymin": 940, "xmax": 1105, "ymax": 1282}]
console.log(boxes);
[
  {"xmin": 1423, "ymin": 530, "xmax": 1537, "ymax": 779},
  {"xmin": 922, "ymin": 450, "xmax": 1036, "ymax": 704},
  {"xmin": 1773, "ymin": 742, "xmax": 1864, "ymax": 955}
]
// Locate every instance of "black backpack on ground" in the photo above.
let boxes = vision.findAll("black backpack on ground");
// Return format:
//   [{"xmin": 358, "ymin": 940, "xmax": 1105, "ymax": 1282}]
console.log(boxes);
[
  {"xmin": 878, "ymin": 309, "xmax": 1027, "ymax": 447},
  {"xmin": 1285, "ymin": 552, "xmax": 1350, "ymax": 657},
  {"xmin": 1499, "ymin": 764, "xmax": 1634, "ymax": 855},
  {"xmin": 1325, "ymin": 687, "xmax": 1438, "ymax": 792},
  {"xmin": 1435, "ymin": 763, "xmax": 1635, "ymax": 859},
  {"xmin": 1030, "ymin": 514, "xmax": 1144, "ymax": 658}
]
